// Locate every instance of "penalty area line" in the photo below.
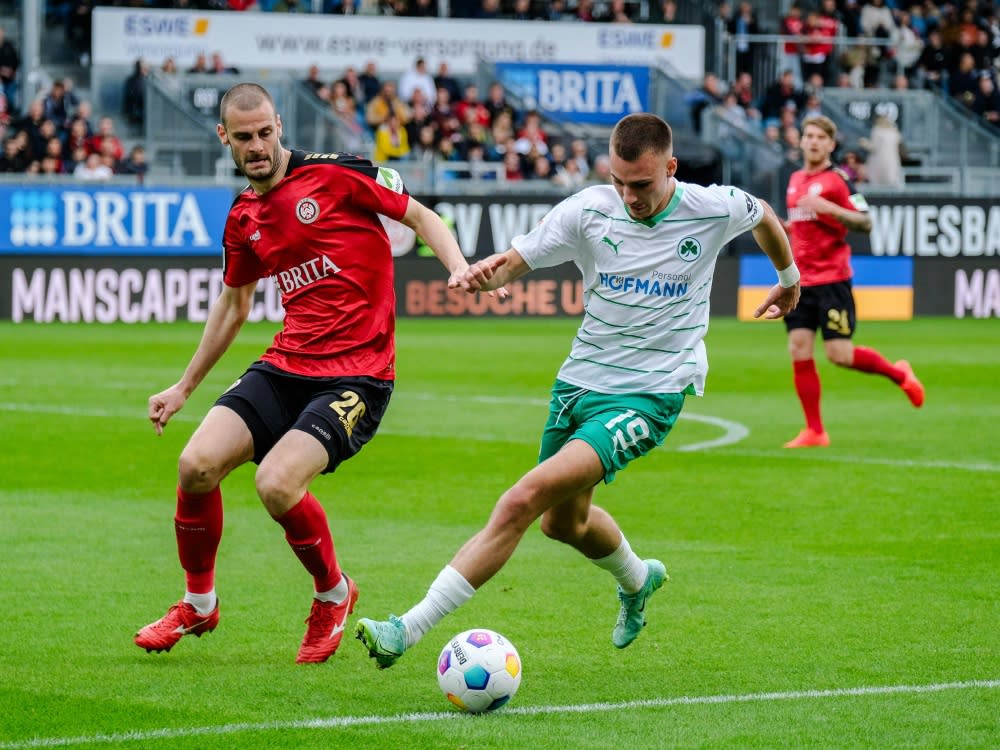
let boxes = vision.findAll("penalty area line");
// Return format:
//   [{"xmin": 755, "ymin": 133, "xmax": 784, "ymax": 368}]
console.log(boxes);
[{"xmin": 1, "ymin": 679, "xmax": 997, "ymax": 749}]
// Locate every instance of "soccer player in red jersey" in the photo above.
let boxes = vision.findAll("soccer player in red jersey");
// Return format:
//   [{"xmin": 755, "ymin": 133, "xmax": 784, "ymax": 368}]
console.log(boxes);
[
  {"xmin": 135, "ymin": 83, "xmax": 477, "ymax": 662},
  {"xmin": 782, "ymin": 115, "xmax": 924, "ymax": 448}
]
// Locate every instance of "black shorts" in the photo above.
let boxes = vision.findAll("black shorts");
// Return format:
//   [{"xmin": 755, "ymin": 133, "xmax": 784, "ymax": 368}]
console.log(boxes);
[
  {"xmin": 784, "ymin": 280, "xmax": 857, "ymax": 340},
  {"xmin": 215, "ymin": 361, "xmax": 393, "ymax": 474}
]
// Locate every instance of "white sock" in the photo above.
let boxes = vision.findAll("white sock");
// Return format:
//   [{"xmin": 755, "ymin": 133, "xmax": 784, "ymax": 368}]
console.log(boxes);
[
  {"xmin": 314, "ymin": 575, "xmax": 349, "ymax": 604},
  {"xmin": 591, "ymin": 536, "xmax": 648, "ymax": 594},
  {"xmin": 400, "ymin": 565, "xmax": 475, "ymax": 648},
  {"xmin": 183, "ymin": 590, "xmax": 217, "ymax": 615}
]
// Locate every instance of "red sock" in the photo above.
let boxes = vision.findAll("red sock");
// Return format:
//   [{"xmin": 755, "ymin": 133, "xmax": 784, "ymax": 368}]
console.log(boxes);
[
  {"xmin": 792, "ymin": 359, "xmax": 824, "ymax": 433},
  {"xmin": 851, "ymin": 346, "xmax": 904, "ymax": 384},
  {"xmin": 175, "ymin": 485, "xmax": 223, "ymax": 595},
  {"xmin": 276, "ymin": 492, "xmax": 341, "ymax": 593}
]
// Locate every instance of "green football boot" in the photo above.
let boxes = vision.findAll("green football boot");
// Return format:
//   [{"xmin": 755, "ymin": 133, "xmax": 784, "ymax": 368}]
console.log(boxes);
[
  {"xmin": 355, "ymin": 615, "xmax": 407, "ymax": 669},
  {"xmin": 612, "ymin": 559, "xmax": 668, "ymax": 649}
]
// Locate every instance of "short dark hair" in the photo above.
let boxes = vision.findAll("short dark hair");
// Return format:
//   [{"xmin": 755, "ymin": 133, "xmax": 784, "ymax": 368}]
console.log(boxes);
[
  {"xmin": 610, "ymin": 113, "xmax": 672, "ymax": 161},
  {"xmin": 219, "ymin": 83, "xmax": 275, "ymax": 126}
]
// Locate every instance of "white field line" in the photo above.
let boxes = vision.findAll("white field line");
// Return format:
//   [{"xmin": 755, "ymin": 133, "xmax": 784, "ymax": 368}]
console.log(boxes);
[
  {"xmin": 1, "ymin": 679, "xmax": 997, "ymax": 749},
  {"xmin": 2, "ymin": 396, "xmax": 999, "ymax": 473}
]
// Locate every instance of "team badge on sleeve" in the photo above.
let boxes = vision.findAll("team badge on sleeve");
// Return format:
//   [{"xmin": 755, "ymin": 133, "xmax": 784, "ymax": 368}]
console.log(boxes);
[
  {"xmin": 849, "ymin": 193, "xmax": 870, "ymax": 212},
  {"xmin": 376, "ymin": 167, "xmax": 404, "ymax": 194},
  {"xmin": 741, "ymin": 190, "xmax": 762, "ymax": 223}
]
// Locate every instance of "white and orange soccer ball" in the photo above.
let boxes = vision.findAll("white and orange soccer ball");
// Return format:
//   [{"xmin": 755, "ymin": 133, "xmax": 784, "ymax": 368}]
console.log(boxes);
[{"xmin": 436, "ymin": 628, "xmax": 522, "ymax": 713}]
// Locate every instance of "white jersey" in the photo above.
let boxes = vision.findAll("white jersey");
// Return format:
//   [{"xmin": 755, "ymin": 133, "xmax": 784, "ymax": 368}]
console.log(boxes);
[{"xmin": 512, "ymin": 181, "xmax": 764, "ymax": 395}]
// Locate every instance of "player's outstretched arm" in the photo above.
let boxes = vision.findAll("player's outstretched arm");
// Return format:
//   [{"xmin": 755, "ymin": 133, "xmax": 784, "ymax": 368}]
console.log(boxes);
[
  {"xmin": 751, "ymin": 199, "xmax": 800, "ymax": 320},
  {"xmin": 455, "ymin": 249, "xmax": 530, "ymax": 294},
  {"xmin": 401, "ymin": 198, "xmax": 468, "ymax": 280},
  {"xmin": 147, "ymin": 281, "xmax": 255, "ymax": 435}
]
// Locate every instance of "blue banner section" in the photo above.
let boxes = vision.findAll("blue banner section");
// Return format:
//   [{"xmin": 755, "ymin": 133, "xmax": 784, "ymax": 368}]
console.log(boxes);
[
  {"xmin": 0, "ymin": 185, "xmax": 232, "ymax": 256},
  {"xmin": 739, "ymin": 254, "xmax": 914, "ymax": 287},
  {"xmin": 494, "ymin": 62, "xmax": 649, "ymax": 125}
]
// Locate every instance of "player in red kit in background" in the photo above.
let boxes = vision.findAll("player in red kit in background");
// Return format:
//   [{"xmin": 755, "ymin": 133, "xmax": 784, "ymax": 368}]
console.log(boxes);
[
  {"xmin": 135, "ymin": 83, "xmax": 480, "ymax": 663},
  {"xmin": 782, "ymin": 115, "xmax": 924, "ymax": 448}
]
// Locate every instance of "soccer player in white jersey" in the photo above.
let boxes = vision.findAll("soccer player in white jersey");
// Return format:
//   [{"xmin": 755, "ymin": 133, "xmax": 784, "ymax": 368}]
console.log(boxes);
[{"xmin": 356, "ymin": 113, "xmax": 801, "ymax": 666}]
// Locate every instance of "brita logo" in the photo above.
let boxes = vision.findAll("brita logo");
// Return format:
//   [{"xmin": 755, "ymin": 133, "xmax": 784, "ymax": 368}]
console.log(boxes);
[{"xmin": 5, "ymin": 189, "xmax": 213, "ymax": 249}]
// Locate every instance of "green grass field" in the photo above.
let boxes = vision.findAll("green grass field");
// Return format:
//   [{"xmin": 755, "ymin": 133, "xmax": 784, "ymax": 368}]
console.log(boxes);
[{"xmin": 2, "ymin": 317, "xmax": 998, "ymax": 750}]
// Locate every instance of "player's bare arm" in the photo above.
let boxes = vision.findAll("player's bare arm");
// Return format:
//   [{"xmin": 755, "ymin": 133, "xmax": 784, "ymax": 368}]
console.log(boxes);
[
  {"xmin": 458, "ymin": 249, "xmax": 530, "ymax": 293},
  {"xmin": 796, "ymin": 193, "xmax": 872, "ymax": 234},
  {"xmin": 752, "ymin": 200, "xmax": 800, "ymax": 320},
  {"xmin": 401, "ymin": 198, "xmax": 469, "ymax": 279},
  {"xmin": 147, "ymin": 281, "xmax": 256, "ymax": 435}
]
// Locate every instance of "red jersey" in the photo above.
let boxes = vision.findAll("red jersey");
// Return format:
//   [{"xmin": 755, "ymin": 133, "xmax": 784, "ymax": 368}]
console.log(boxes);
[
  {"xmin": 222, "ymin": 150, "xmax": 410, "ymax": 379},
  {"xmin": 786, "ymin": 165, "xmax": 868, "ymax": 286}
]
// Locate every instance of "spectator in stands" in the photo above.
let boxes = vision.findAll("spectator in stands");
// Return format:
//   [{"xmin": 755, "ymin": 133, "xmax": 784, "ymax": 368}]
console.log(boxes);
[
  {"xmin": 0, "ymin": 26, "xmax": 19, "ymax": 115},
  {"xmin": 688, "ymin": 73, "xmax": 724, "ymax": 134},
  {"xmin": 86, "ymin": 116, "xmax": 125, "ymax": 162},
  {"xmin": 42, "ymin": 79, "xmax": 74, "ymax": 133},
  {"xmin": 542, "ymin": 0, "xmax": 569, "ymax": 21},
  {"xmin": 514, "ymin": 110, "xmax": 549, "ymax": 157},
  {"xmin": 588, "ymin": 153, "xmax": 611, "ymax": 182},
  {"xmin": 574, "ymin": 0, "xmax": 595, "ymax": 22},
  {"xmin": 405, "ymin": 0, "xmax": 438, "ymax": 16},
  {"xmin": 365, "ymin": 80, "xmax": 411, "ymax": 130},
  {"xmin": 476, "ymin": 0, "xmax": 502, "ymax": 18},
  {"xmin": 730, "ymin": 71, "xmax": 761, "ymax": 123},
  {"xmin": 502, "ymin": 149, "xmax": 524, "ymax": 180},
  {"xmin": 971, "ymin": 72, "xmax": 1000, "ymax": 123},
  {"xmin": 778, "ymin": 2, "xmax": 805, "ymax": 88},
  {"xmin": 43, "ymin": 135, "xmax": 64, "ymax": 173},
  {"xmin": 895, "ymin": 11, "xmax": 926, "ymax": 83},
  {"xmin": 120, "ymin": 144, "xmax": 149, "ymax": 179},
  {"xmin": 510, "ymin": 0, "xmax": 534, "ymax": 21},
  {"xmin": 650, "ymin": 0, "xmax": 678, "ymax": 25},
  {"xmin": 599, "ymin": 0, "xmax": 634, "ymax": 23},
  {"xmin": 187, "ymin": 54, "xmax": 210, "ymax": 74},
  {"xmin": 359, "ymin": 61, "xmax": 381, "ymax": 103},
  {"xmin": 916, "ymin": 29, "xmax": 948, "ymax": 88},
  {"xmin": 410, "ymin": 124, "xmax": 439, "ymax": 162},
  {"xmin": 372, "ymin": 111, "xmax": 410, "ymax": 162},
  {"xmin": 65, "ymin": 0, "xmax": 94, "ymax": 66},
  {"xmin": 728, "ymin": 2, "xmax": 760, "ymax": 76},
  {"xmin": 434, "ymin": 62, "xmax": 462, "ymax": 104},
  {"xmin": 569, "ymin": 138, "xmax": 590, "ymax": 176},
  {"xmin": 0, "ymin": 135, "xmax": 27, "ymax": 172},
  {"xmin": 801, "ymin": 92, "xmax": 823, "ymax": 120},
  {"xmin": 65, "ymin": 144, "xmax": 87, "ymax": 174},
  {"xmin": 123, "ymin": 58, "xmax": 150, "ymax": 130},
  {"xmin": 838, "ymin": 149, "xmax": 866, "ymax": 184},
  {"xmin": 210, "ymin": 53, "xmax": 240, "ymax": 76},
  {"xmin": 303, "ymin": 64, "xmax": 325, "ymax": 97},
  {"xmin": 552, "ymin": 153, "xmax": 586, "ymax": 188},
  {"xmin": 949, "ymin": 52, "xmax": 980, "ymax": 106},
  {"xmin": 398, "ymin": 58, "xmax": 437, "ymax": 107},
  {"xmin": 761, "ymin": 69, "xmax": 806, "ymax": 125},
  {"xmin": 0, "ymin": 90, "xmax": 9, "ymax": 129},
  {"xmin": 65, "ymin": 99, "xmax": 93, "ymax": 139},
  {"xmin": 454, "ymin": 84, "xmax": 490, "ymax": 128},
  {"xmin": 484, "ymin": 82, "xmax": 517, "ymax": 127},
  {"xmin": 332, "ymin": 94, "xmax": 367, "ymax": 154},
  {"xmin": 802, "ymin": 3, "xmax": 838, "ymax": 86},
  {"xmin": 333, "ymin": 67, "xmax": 362, "ymax": 107},
  {"xmin": 528, "ymin": 154, "xmax": 554, "ymax": 181},
  {"xmin": 860, "ymin": 115, "xmax": 903, "ymax": 188},
  {"xmin": 74, "ymin": 151, "xmax": 113, "ymax": 181}
]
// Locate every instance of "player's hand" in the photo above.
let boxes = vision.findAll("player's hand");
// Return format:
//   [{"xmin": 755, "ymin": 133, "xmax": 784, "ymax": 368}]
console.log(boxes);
[
  {"xmin": 753, "ymin": 282, "xmax": 800, "ymax": 320},
  {"xmin": 450, "ymin": 255, "xmax": 510, "ymax": 299},
  {"xmin": 148, "ymin": 385, "xmax": 187, "ymax": 435}
]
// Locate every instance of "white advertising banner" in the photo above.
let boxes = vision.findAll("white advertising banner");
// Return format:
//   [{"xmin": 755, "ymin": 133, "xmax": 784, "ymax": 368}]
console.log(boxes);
[{"xmin": 92, "ymin": 8, "xmax": 705, "ymax": 78}]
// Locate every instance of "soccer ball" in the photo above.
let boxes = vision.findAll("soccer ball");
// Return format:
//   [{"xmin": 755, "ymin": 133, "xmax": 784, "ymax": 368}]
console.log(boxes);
[{"xmin": 436, "ymin": 628, "xmax": 522, "ymax": 713}]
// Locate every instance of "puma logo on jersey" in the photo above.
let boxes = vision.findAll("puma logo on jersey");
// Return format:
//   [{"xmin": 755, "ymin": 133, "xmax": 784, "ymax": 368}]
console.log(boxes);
[{"xmin": 601, "ymin": 236, "xmax": 623, "ymax": 255}]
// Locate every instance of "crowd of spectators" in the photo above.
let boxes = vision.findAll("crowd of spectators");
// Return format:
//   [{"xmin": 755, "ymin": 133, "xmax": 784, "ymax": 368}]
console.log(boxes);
[
  {"xmin": 306, "ymin": 56, "xmax": 605, "ymax": 186},
  {"xmin": 5, "ymin": 0, "xmax": 999, "ymax": 187},
  {"xmin": 0, "ymin": 70, "xmax": 147, "ymax": 179}
]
